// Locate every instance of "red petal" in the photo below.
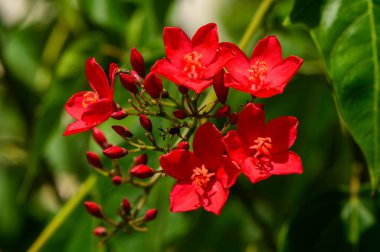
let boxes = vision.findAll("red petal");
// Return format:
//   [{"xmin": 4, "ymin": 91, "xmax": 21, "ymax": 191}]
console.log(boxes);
[
  {"xmin": 225, "ymin": 51, "xmax": 250, "ymax": 84},
  {"xmin": 151, "ymin": 59, "xmax": 187, "ymax": 85},
  {"xmin": 81, "ymin": 99, "xmax": 115, "ymax": 124},
  {"xmin": 170, "ymin": 180, "xmax": 202, "ymax": 212},
  {"xmin": 109, "ymin": 62, "xmax": 118, "ymax": 93},
  {"xmin": 159, "ymin": 149, "xmax": 202, "ymax": 180},
  {"xmin": 65, "ymin": 91, "xmax": 87, "ymax": 120},
  {"xmin": 192, "ymin": 23, "xmax": 218, "ymax": 65},
  {"xmin": 270, "ymin": 151, "xmax": 303, "ymax": 175},
  {"xmin": 86, "ymin": 58, "xmax": 112, "ymax": 99},
  {"xmin": 163, "ymin": 27, "xmax": 192, "ymax": 66},
  {"xmin": 241, "ymin": 157, "xmax": 272, "ymax": 184},
  {"xmin": 64, "ymin": 120, "xmax": 97, "ymax": 136},
  {"xmin": 203, "ymin": 180, "xmax": 229, "ymax": 215},
  {"xmin": 250, "ymin": 35, "xmax": 282, "ymax": 69},
  {"xmin": 193, "ymin": 122, "xmax": 224, "ymax": 171},
  {"xmin": 222, "ymin": 130, "xmax": 249, "ymax": 165},
  {"xmin": 201, "ymin": 47, "xmax": 233, "ymax": 79},
  {"xmin": 264, "ymin": 116, "xmax": 298, "ymax": 153},
  {"xmin": 216, "ymin": 155, "xmax": 241, "ymax": 188},
  {"xmin": 182, "ymin": 78, "xmax": 213, "ymax": 94},
  {"xmin": 237, "ymin": 103, "xmax": 265, "ymax": 147}
]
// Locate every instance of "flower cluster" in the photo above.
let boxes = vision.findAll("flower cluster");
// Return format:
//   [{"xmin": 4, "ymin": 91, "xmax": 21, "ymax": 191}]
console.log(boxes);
[{"xmin": 64, "ymin": 23, "xmax": 303, "ymax": 243}]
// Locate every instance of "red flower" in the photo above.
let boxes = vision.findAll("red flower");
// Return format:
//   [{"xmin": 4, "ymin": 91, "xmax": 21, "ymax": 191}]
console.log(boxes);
[
  {"xmin": 64, "ymin": 58, "xmax": 118, "ymax": 136},
  {"xmin": 160, "ymin": 122, "xmax": 240, "ymax": 215},
  {"xmin": 223, "ymin": 103, "xmax": 302, "ymax": 183},
  {"xmin": 224, "ymin": 36, "xmax": 303, "ymax": 98},
  {"xmin": 151, "ymin": 23, "xmax": 231, "ymax": 94}
]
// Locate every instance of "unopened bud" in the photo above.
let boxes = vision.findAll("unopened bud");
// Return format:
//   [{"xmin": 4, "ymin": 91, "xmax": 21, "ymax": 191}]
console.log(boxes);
[
  {"xmin": 135, "ymin": 153, "xmax": 148, "ymax": 165},
  {"xmin": 177, "ymin": 141, "xmax": 189, "ymax": 150},
  {"xmin": 112, "ymin": 125, "xmax": 133, "ymax": 138},
  {"xmin": 173, "ymin": 109, "xmax": 188, "ymax": 119},
  {"xmin": 122, "ymin": 198, "xmax": 131, "ymax": 214},
  {"xmin": 130, "ymin": 70, "xmax": 143, "ymax": 86},
  {"xmin": 230, "ymin": 112, "xmax": 239, "ymax": 125},
  {"xmin": 178, "ymin": 86, "xmax": 188, "ymax": 94},
  {"xmin": 120, "ymin": 73, "xmax": 138, "ymax": 94},
  {"xmin": 144, "ymin": 208, "xmax": 157, "ymax": 221},
  {"xmin": 144, "ymin": 72, "xmax": 163, "ymax": 99},
  {"xmin": 93, "ymin": 226, "xmax": 107, "ymax": 237},
  {"xmin": 139, "ymin": 114, "xmax": 152, "ymax": 132},
  {"xmin": 84, "ymin": 201, "xmax": 103, "ymax": 218},
  {"xmin": 92, "ymin": 128, "xmax": 109, "ymax": 149},
  {"xmin": 215, "ymin": 105, "xmax": 231, "ymax": 118},
  {"xmin": 130, "ymin": 48, "xmax": 146, "ymax": 77},
  {"xmin": 112, "ymin": 176, "xmax": 122, "ymax": 186},
  {"xmin": 111, "ymin": 110, "xmax": 128, "ymax": 120},
  {"xmin": 213, "ymin": 71, "xmax": 229, "ymax": 104},
  {"xmin": 103, "ymin": 146, "xmax": 128, "ymax": 159},
  {"xmin": 130, "ymin": 164, "xmax": 155, "ymax": 179},
  {"xmin": 86, "ymin": 151, "xmax": 103, "ymax": 169}
]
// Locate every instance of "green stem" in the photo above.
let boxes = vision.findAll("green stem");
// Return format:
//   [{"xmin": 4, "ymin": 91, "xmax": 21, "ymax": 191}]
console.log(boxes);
[{"xmin": 27, "ymin": 175, "xmax": 97, "ymax": 252}]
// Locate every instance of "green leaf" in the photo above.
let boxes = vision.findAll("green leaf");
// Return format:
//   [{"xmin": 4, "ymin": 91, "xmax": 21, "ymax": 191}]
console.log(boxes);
[{"xmin": 294, "ymin": 0, "xmax": 380, "ymax": 190}]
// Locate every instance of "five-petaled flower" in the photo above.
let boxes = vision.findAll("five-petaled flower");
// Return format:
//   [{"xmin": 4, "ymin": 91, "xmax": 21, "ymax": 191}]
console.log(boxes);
[
  {"xmin": 160, "ymin": 122, "xmax": 240, "ymax": 215},
  {"xmin": 224, "ymin": 35, "xmax": 303, "ymax": 98},
  {"xmin": 151, "ymin": 23, "xmax": 231, "ymax": 94},
  {"xmin": 223, "ymin": 103, "xmax": 302, "ymax": 183},
  {"xmin": 64, "ymin": 58, "xmax": 118, "ymax": 136}
]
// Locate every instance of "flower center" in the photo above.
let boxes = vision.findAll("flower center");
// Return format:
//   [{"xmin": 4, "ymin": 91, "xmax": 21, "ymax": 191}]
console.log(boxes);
[
  {"xmin": 82, "ymin": 91, "xmax": 99, "ymax": 108},
  {"xmin": 248, "ymin": 61, "xmax": 267, "ymax": 90},
  {"xmin": 183, "ymin": 51, "xmax": 204, "ymax": 79},
  {"xmin": 191, "ymin": 165, "xmax": 215, "ymax": 189},
  {"xmin": 250, "ymin": 137, "xmax": 272, "ymax": 157}
]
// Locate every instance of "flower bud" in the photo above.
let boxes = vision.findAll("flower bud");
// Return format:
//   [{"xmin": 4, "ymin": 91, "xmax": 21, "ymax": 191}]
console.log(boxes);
[
  {"xmin": 230, "ymin": 112, "xmax": 239, "ymax": 125},
  {"xmin": 103, "ymin": 146, "xmax": 128, "ymax": 159},
  {"xmin": 213, "ymin": 71, "xmax": 229, "ymax": 104},
  {"xmin": 139, "ymin": 114, "xmax": 152, "ymax": 132},
  {"xmin": 112, "ymin": 176, "xmax": 122, "ymax": 186},
  {"xmin": 86, "ymin": 151, "xmax": 103, "ymax": 169},
  {"xmin": 120, "ymin": 73, "xmax": 138, "ymax": 94},
  {"xmin": 130, "ymin": 164, "xmax": 155, "ymax": 179},
  {"xmin": 135, "ymin": 153, "xmax": 148, "ymax": 165},
  {"xmin": 173, "ymin": 109, "xmax": 188, "ymax": 119},
  {"xmin": 112, "ymin": 125, "xmax": 133, "ymax": 138},
  {"xmin": 144, "ymin": 209, "xmax": 157, "ymax": 221},
  {"xmin": 130, "ymin": 48, "xmax": 146, "ymax": 77},
  {"xmin": 122, "ymin": 198, "xmax": 131, "ymax": 214},
  {"xmin": 130, "ymin": 70, "xmax": 143, "ymax": 86},
  {"xmin": 93, "ymin": 226, "xmax": 107, "ymax": 237},
  {"xmin": 84, "ymin": 201, "xmax": 103, "ymax": 218},
  {"xmin": 215, "ymin": 105, "xmax": 231, "ymax": 118},
  {"xmin": 92, "ymin": 128, "xmax": 109, "ymax": 149},
  {"xmin": 111, "ymin": 110, "xmax": 128, "ymax": 120},
  {"xmin": 177, "ymin": 141, "xmax": 189, "ymax": 150},
  {"xmin": 144, "ymin": 72, "xmax": 163, "ymax": 99},
  {"xmin": 178, "ymin": 86, "xmax": 188, "ymax": 94}
]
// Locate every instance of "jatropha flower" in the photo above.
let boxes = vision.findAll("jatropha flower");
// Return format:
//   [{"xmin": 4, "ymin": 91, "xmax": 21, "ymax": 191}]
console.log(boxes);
[
  {"xmin": 151, "ymin": 23, "xmax": 231, "ymax": 94},
  {"xmin": 64, "ymin": 58, "xmax": 118, "ymax": 136},
  {"xmin": 160, "ymin": 122, "xmax": 240, "ymax": 215},
  {"xmin": 224, "ymin": 35, "xmax": 303, "ymax": 98},
  {"xmin": 223, "ymin": 103, "xmax": 302, "ymax": 183}
]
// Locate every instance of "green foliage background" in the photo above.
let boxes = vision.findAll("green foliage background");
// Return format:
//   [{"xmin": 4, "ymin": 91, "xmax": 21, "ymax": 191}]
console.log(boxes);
[{"xmin": 0, "ymin": 0, "xmax": 380, "ymax": 251}]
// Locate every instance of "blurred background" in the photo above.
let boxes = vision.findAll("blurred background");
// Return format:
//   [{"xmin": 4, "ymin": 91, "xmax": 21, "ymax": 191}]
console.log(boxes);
[{"xmin": 1, "ymin": 0, "xmax": 379, "ymax": 251}]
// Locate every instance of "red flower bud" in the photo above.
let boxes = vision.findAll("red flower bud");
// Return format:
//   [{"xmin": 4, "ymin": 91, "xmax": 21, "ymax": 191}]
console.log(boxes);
[
  {"xmin": 112, "ymin": 176, "xmax": 122, "ymax": 186},
  {"xmin": 84, "ymin": 201, "xmax": 103, "ymax": 218},
  {"xmin": 86, "ymin": 151, "xmax": 103, "ymax": 169},
  {"xmin": 173, "ymin": 109, "xmax": 188, "ymax": 119},
  {"xmin": 111, "ymin": 110, "xmax": 128, "ymax": 120},
  {"xmin": 135, "ymin": 153, "xmax": 148, "ymax": 165},
  {"xmin": 92, "ymin": 128, "xmax": 109, "ymax": 149},
  {"xmin": 93, "ymin": 226, "xmax": 107, "ymax": 237},
  {"xmin": 122, "ymin": 198, "xmax": 131, "ymax": 213},
  {"xmin": 144, "ymin": 72, "xmax": 163, "ymax": 99},
  {"xmin": 139, "ymin": 114, "xmax": 152, "ymax": 132},
  {"xmin": 177, "ymin": 141, "xmax": 189, "ymax": 150},
  {"xmin": 144, "ymin": 208, "xmax": 157, "ymax": 221},
  {"xmin": 130, "ymin": 48, "xmax": 146, "ymax": 77},
  {"xmin": 178, "ymin": 86, "xmax": 188, "ymax": 94},
  {"xmin": 215, "ymin": 105, "xmax": 231, "ymax": 118},
  {"xmin": 130, "ymin": 164, "xmax": 155, "ymax": 179},
  {"xmin": 230, "ymin": 112, "xmax": 239, "ymax": 125},
  {"xmin": 120, "ymin": 73, "xmax": 138, "ymax": 94},
  {"xmin": 130, "ymin": 70, "xmax": 143, "ymax": 85},
  {"xmin": 103, "ymin": 146, "xmax": 128, "ymax": 159},
  {"xmin": 112, "ymin": 125, "xmax": 133, "ymax": 138},
  {"xmin": 213, "ymin": 71, "xmax": 229, "ymax": 104}
]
